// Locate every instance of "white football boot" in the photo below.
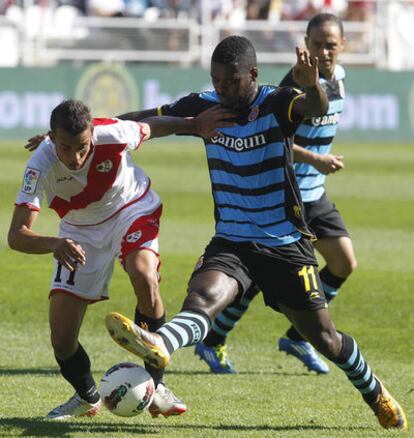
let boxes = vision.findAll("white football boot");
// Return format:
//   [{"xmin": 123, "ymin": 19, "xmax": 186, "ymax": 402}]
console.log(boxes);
[
  {"xmin": 46, "ymin": 393, "xmax": 101, "ymax": 420},
  {"xmin": 148, "ymin": 383, "xmax": 187, "ymax": 418}
]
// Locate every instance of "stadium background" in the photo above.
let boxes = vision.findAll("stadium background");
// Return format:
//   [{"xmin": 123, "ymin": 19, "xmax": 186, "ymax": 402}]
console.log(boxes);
[{"xmin": 0, "ymin": 1, "xmax": 413, "ymax": 437}]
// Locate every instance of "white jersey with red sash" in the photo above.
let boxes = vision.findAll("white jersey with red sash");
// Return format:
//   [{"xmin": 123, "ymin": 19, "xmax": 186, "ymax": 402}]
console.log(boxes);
[{"xmin": 16, "ymin": 118, "xmax": 151, "ymax": 226}]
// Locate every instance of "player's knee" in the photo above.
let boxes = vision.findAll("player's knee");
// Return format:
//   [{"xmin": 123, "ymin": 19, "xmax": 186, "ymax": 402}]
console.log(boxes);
[
  {"xmin": 330, "ymin": 256, "xmax": 357, "ymax": 279},
  {"xmin": 183, "ymin": 286, "xmax": 215, "ymax": 314},
  {"xmin": 50, "ymin": 332, "xmax": 77, "ymax": 359},
  {"xmin": 348, "ymin": 256, "xmax": 357, "ymax": 274},
  {"xmin": 183, "ymin": 284, "xmax": 233, "ymax": 320},
  {"xmin": 129, "ymin": 269, "xmax": 159, "ymax": 297}
]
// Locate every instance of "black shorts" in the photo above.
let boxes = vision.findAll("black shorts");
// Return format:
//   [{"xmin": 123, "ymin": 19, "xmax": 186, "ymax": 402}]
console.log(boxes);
[
  {"xmin": 190, "ymin": 237, "xmax": 326, "ymax": 312},
  {"xmin": 304, "ymin": 193, "xmax": 349, "ymax": 239}
]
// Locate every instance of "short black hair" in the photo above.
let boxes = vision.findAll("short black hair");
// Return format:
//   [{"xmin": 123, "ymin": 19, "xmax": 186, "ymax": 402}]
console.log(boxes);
[
  {"xmin": 50, "ymin": 99, "xmax": 92, "ymax": 134},
  {"xmin": 307, "ymin": 13, "xmax": 344, "ymax": 38},
  {"xmin": 212, "ymin": 35, "xmax": 257, "ymax": 71}
]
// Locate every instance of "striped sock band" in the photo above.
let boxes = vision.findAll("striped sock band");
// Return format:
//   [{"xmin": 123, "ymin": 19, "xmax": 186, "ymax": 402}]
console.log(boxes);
[
  {"xmin": 211, "ymin": 296, "xmax": 252, "ymax": 336},
  {"xmin": 321, "ymin": 282, "xmax": 339, "ymax": 302},
  {"xmin": 334, "ymin": 333, "xmax": 380, "ymax": 402},
  {"xmin": 157, "ymin": 311, "xmax": 210, "ymax": 354}
]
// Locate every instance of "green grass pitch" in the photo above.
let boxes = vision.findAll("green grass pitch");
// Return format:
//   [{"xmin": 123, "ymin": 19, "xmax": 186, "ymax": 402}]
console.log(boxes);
[{"xmin": 0, "ymin": 140, "xmax": 413, "ymax": 437}]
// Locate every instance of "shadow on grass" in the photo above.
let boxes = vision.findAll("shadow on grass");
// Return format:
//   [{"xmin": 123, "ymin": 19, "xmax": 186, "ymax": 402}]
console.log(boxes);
[
  {"xmin": 167, "ymin": 369, "xmax": 312, "ymax": 377},
  {"xmin": 0, "ymin": 368, "xmax": 60, "ymax": 376},
  {"xmin": 0, "ymin": 417, "xmax": 374, "ymax": 437},
  {"xmin": 0, "ymin": 367, "xmax": 312, "ymax": 378}
]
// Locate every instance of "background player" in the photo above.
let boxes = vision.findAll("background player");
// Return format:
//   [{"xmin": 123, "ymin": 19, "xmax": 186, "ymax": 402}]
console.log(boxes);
[
  {"xmin": 195, "ymin": 12, "xmax": 355, "ymax": 376},
  {"xmin": 106, "ymin": 36, "xmax": 407, "ymax": 431},
  {"xmin": 8, "ymin": 99, "xmax": 233, "ymax": 419}
]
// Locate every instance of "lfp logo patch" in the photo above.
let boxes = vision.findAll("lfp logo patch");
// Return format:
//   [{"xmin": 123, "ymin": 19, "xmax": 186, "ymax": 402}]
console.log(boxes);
[{"xmin": 22, "ymin": 167, "xmax": 40, "ymax": 194}]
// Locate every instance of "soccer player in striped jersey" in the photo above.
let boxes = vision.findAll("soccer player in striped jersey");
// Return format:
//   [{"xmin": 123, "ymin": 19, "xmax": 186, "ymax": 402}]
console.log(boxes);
[
  {"xmin": 106, "ymin": 36, "xmax": 408, "ymax": 430},
  {"xmin": 196, "ymin": 13, "xmax": 354, "ymax": 376},
  {"xmin": 8, "ymin": 99, "xmax": 232, "ymax": 420}
]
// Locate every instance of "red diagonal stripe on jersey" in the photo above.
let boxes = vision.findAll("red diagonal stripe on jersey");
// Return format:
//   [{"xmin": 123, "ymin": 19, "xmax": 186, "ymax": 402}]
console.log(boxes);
[
  {"xmin": 93, "ymin": 118, "xmax": 117, "ymax": 126},
  {"xmin": 50, "ymin": 144, "xmax": 125, "ymax": 218}
]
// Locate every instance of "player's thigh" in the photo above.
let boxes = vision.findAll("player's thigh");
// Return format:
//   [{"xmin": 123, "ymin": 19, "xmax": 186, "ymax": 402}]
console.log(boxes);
[
  {"xmin": 185, "ymin": 238, "xmax": 253, "ymax": 317},
  {"xmin": 49, "ymin": 292, "xmax": 88, "ymax": 347},
  {"xmin": 314, "ymin": 236, "xmax": 357, "ymax": 276},
  {"xmin": 185, "ymin": 269, "xmax": 240, "ymax": 318}
]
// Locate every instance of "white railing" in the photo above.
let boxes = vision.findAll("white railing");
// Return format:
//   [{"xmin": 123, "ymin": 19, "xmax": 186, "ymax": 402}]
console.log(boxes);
[
  {"xmin": 200, "ymin": 20, "xmax": 377, "ymax": 67},
  {"xmin": 1, "ymin": 1, "xmax": 413, "ymax": 70}
]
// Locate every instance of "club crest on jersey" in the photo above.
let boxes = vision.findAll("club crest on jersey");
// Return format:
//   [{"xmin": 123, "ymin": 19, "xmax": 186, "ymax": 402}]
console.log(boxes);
[
  {"xmin": 293, "ymin": 205, "xmax": 302, "ymax": 218},
  {"xmin": 126, "ymin": 230, "xmax": 142, "ymax": 243},
  {"xmin": 22, "ymin": 167, "xmax": 40, "ymax": 194},
  {"xmin": 96, "ymin": 160, "xmax": 113, "ymax": 172},
  {"xmin": 248, "ymin": 105, "xmax": 259, "ymax": 122}
]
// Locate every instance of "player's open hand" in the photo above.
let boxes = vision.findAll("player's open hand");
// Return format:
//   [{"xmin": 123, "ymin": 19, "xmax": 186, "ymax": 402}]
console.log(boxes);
[
  {"xmin": 195, "ymin": 105, "xmax": 236, "ymax": 138},
  {"xmin": 314, "ymin": 153, "xmax": 344, "ymax": 174},
  {"xmin": 25, "ymin": 134, "xmax": 47, "ymax": 152},
  {"xmin": 53, "ymin": 238, "xmax": 86, "ymax": 271},
  {"xmin": 292, "ymin": 47, "xmax": 319, "ymax": 88}
]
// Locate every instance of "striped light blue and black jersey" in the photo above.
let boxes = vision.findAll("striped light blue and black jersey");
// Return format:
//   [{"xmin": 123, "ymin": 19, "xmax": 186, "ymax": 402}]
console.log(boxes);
[
  {"xmin": 158, "ymin": 85, "xmax": 314, "ymax": 247},
  {"xmin": 280, "ymin": 65, "xmax": 346, "ymax": 202}
]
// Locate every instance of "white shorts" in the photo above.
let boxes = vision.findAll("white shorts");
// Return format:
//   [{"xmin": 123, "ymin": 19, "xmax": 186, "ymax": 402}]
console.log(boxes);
[{"xmin": 50, "ymin": 189, "xmax": 162, "ymax": 303}]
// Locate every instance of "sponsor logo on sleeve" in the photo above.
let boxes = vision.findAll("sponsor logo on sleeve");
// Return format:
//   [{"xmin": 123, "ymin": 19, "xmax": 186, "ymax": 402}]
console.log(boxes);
[{"xmin": 22, "ymin": 167, "xmax": 40, "ymax": 194}]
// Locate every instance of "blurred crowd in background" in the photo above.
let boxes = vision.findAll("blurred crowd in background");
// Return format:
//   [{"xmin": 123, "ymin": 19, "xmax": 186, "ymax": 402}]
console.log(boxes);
[
  {"xmin": 1, "ymin": 1, "xmax": 413, "ymax": 70},
  {"xmin": 0, "ymin": 0, "xmax": 375, "ymax": 23}
]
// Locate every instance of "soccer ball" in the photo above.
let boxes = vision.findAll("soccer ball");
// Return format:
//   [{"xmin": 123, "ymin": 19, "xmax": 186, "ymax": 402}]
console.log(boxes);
[{"xmin": 99, "ymin": 362, "xmax": 155, "ymax": 417}]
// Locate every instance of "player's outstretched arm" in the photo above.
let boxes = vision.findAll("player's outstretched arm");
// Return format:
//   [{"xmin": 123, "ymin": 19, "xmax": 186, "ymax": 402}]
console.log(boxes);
[
  {"xmin": 291, "ymin": 47, "xmax": 328, "ymax": 117},
  {"xmin": 139, "ymin": 106, "xmax": 235, "ymax": 140},
  {"xmin": 117, "ymin": 108, "xmax": 158, "ymax": 121},
  {"xmin": 24, "ymin": 134, "xmax": 47, "ymax": 151},
  {"xmin": 8, "ymin": 205, "xmax": 85, "ymax": 271},
  {"xmin": 293, "ymin": 144, "xmax": 344, "ymax": 174}
]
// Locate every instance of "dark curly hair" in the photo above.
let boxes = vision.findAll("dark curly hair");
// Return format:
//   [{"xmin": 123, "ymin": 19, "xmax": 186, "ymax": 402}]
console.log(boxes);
[
  {"xmin": 50, "ymin": 99, "xmax": 92, "ymax": 134},
  {"xmin": 212, "ymin": 35, "xmax": 257, "ymax": 72}
]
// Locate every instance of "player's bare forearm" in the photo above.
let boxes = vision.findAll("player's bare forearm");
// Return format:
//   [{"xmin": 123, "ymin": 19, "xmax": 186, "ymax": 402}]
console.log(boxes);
[
  {"xmin": 8, "ymin": 226, "xmax": 86, "ymax": 271},
  {"xmin": 8, "ymin": 207, "xmax": 59, "ymax": 254},
  {"xmin": 141, "ymin": 106, "xmax": 236, "ymax": 140},
  {"xmin": 291, "ymin": 83, "xmax": 328, "ymax": 118},
  {"xmin": 117, "ymin": 109, "xmax": 157, "ymax": 121},
  {"xmin": 293, "ymin": 144, "xmax": 318, "ymax": 163},
  {"xmin": 293, "ymin": 144, "xmax": 344, "ymax": 174},
  {"xmin": 140, "ymin": 116, "xmax": 198, "ymax": 139},
  {"xmin": 8, "ymin": 227, "xmax": 61, "ymax": 255},
  {"xmin": 8, "ymin": 205, "xmax": 85, "ymax": 270},
  {"xmin": 301, "ymin": 83, "xmax": 329, "ymax": 117}
]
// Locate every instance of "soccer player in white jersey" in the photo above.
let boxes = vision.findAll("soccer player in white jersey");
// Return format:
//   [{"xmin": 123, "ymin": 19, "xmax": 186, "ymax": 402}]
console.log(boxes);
[{"xmin": 8, "ymin": 99, "xmax": 233, "ymax": 420}]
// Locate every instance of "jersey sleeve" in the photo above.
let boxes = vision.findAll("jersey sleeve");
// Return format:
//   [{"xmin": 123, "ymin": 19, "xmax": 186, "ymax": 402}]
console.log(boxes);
[
  {"xmin": 15, "ymin": 163, "xmax": 45, "ymax": 211},
  {"xmin": 158, "ymin": 93, "xmax": 206, "ymax": 117},
  {"xmin": 268, "ymin": 86, "xmax": 304, "ymax": 137},
  {"xmin": 93, "ymin": 118, "xmax": 144, "ymax": 151}
]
